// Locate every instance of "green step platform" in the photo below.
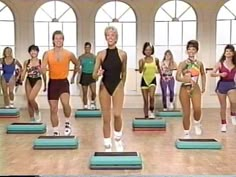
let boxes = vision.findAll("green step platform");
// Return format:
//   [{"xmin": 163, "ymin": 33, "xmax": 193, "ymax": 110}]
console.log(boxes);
[
  {"xmin": 132, "ymin": 118, "xmax": 166, "ymax": 131},
  {"xmin": 156, "ymin": 110, "xmax": 182, "ymax": 117},
  {"xmin": 0, "ymin": 108, "xmax": 20, "ymax": 118},
  {"xmin": 90, "ymin": 152, "xmax": 142, "ymax": 170},
  {"xmin": 33, "ymin": 136, "xmax": 79, "ymax": 150},
  {"xmin": 75, "ymin": 109, "xmax": 101, "ymax": 118},
  {"xmin": 7, "ymin": 123, "xmax": 47, "ymax": 134},
  {"xmin": 175, "ymin": 138, "xmax": 222, "ymax": 149}
]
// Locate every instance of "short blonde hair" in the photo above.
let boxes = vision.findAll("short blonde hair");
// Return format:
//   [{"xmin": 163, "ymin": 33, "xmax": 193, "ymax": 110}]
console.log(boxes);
[{"xmin": 104, "ymin": 26, "xmax": 118, "ymax": 39}]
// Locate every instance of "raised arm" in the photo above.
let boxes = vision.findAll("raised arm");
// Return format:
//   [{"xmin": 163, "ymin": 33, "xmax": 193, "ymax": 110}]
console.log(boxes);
[
  {"xmin": 121, "ymin": 51, "xmax": 127, "ymax": 84},
  {"xmin": 210, "ymin": 62, "xmax": 221, "ymax": 77},
  {"xmin": 176, "ymin": 61, "xmax": 190, "ymax": 83}
]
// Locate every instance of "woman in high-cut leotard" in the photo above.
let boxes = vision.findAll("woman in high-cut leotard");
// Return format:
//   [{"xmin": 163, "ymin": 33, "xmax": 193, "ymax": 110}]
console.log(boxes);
[
  {"xmin": 211, "ymin": 44, "xmax": 236, "ymax": 132},
  {"xmin": 93, "ymin": 26, "xmax": 127, "ymax": 152},
  {"xmin": 21, "ymin": 45, "xmax": 47, "ymax": 122},
  {"xmin": 0, "ymin": 47, "xmax": 22, "ymax": 108}
]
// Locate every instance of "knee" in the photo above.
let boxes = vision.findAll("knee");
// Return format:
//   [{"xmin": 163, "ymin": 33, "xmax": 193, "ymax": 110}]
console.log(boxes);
[
  {"xmin": 28, "ymin": 96, "xmax": 35, "ymax": 103},
  {"xmin": 114, "ymin": 113, "xmax": 122, "ymax": 120},
  {"xmin": 103, "ymin": 117, "xmax": 111, "ymax": 125},
  {"xmin": 50, "ymin": 106, "xmax": 58, "ymax": 114}
]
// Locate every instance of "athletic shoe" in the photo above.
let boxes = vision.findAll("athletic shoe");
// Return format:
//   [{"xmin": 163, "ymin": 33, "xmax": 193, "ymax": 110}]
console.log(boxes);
[
  {"xmin": 64, "ymin": 122, "xmax": 72, "ymax": 136},
  {"xmin": 114, "ymin": 139, "xmax": 124, "ymax": 152},
  {"xmin": 34, "ymin": 112, "xmax": 41, "ymax": 123},
  {"xmin": 231, "ymin": 116, "xmax": 236, "ymax": 125},
  {"xmin": 149, "ymin": 111, "xmax": 155, "ymax": 119},
  {"xmin": 221, "ymin": 124, "xmax": 227, "ymax": 132},
  {"xmin": 194, "ymin": 124, "xmax": 202, "ymax": 135}
]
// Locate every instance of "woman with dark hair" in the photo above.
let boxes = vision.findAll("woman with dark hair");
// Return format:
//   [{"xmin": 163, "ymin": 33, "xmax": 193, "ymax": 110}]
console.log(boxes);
[
  {"xmin": 21, "ymin": 45, "xmax": 46, "ymax": 122},
  {"xmin": 0, "ymin": 47, "xmax": 22, "ymax": 108},
  {"xmin": 176, "ymin": 40, "xmax": 206, "ymax": 138},
  {"xmin": 211, "ymin": 44, "xmax": 236, "ymax": 132},
  {"xmin": 160, "ymin": 50, "xmax": 177, "ymax": 111},
  {"xmin": 139, "ymin": 42, "xmax": 161, "ymax": 118}
]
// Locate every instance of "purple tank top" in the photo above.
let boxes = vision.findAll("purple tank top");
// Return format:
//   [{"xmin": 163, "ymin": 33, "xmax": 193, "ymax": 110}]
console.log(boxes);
[{"xmin": 219, "ymin": 63, "xmax": 236, "ymax": 81}]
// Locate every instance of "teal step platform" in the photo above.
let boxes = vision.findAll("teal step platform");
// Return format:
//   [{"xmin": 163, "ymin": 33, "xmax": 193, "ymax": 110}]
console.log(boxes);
[
  {"xmin": 33, "ymin": 136, "xmax": 79, "ymax": 150},
  {"xmin": 7, "ymin": 123, "xmax": 46, "ymax": 134},
  {"xmin": 90, "ymin": 152, "xmax": 142, "ymax": 170},
  {"xmin": 175, "ymin": 138, "xmax": 222, "ymax": 149},
  {"xmin": 75, "ymin": 109, "xmax": 101, "ymax": 118},
  {"xmin": 0, "ymin": 108, "xmax": 20, "ymax": 118},
  {"xmin": 132, "ymin": 118, "xmax": 166, "ymax": 131},
  {"xmin": 156, "ymin": 110, "xmax": 182, "ymax": 117}
]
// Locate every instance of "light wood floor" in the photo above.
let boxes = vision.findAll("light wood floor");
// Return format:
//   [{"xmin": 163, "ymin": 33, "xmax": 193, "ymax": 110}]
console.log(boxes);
[{"xmin": 0, "ymin": 108, "xmax": 236, "ymax": 175}]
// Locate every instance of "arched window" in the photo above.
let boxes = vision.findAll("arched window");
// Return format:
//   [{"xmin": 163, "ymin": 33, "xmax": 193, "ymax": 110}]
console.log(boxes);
[
  {"xmin": 34, "ymin": 1, "xmax": 77, "ymax": 59},
  {"xmin": 0, "ymin": 1, "xmax": 15, "ymax": 54},
  {"xmin": 216, "ymin": 0, "xmax": 236, "ymax": 60},
  {"xmin": 95, "ymin": 1, "xmax": 136, "ymax": 69},
  {"xmin": 154, "ymin": 0, "xmax": 197, "ymax": 63}
]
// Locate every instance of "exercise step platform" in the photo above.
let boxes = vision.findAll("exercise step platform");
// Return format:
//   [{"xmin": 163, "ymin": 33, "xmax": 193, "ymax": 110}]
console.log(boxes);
[
  {"xmin": 132, "ymin": 118, "xmax": 166, "ymax": 131},
  {"xmin": 33, "ymin": 136, "xmax": 79, "ymax": 150},
  {"xmin": 0, "ymin": 108, "xmax": 20, "ymax": 118},
  {"xmin": 156, "ymin": 110, "xmax": 182, "ymax": 117},
  {"xmin": 90, "ymin": 152, "xmax": 142, "ymax": 170},
  {"xmin": 175, "ymin": 138, "xmax": 222, "ymax": 149},
  {"xmin": 75, "ymin": 109, "xmax": 101, "ymax": 118},
  {"xmin": 6, "ymin": 123, "xmax": 46, "ymax": 134}
]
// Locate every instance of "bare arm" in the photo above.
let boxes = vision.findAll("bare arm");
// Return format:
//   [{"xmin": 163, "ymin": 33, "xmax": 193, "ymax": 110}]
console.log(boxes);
[
  {"xmin": 155, "ymin": 58, "xmax": 161, "ymax": 74},
  {"xmin": 176, "ymin": 61, "xmax": 191, "ymax": 83},
  {"xmin": 138, "ymin": 59, "xmax": 144, "ymax": 73},
  {"xmin": 210, "ymin": 62, "xmax": 221, "ymax": 77},
  {"xmin": 20, "ymin": 60, "xmax": 28, "ymax": 81},
  {"xmin": 41, "ymin": 52, "xmax": 48, "ymax": 75},
  {"xmin": 92, "ymin": 52, "xmax": 103, "ymax": 80},
  {"xmin": 16, "ymin": 59, "xmax": 23, "ymax": 70},
  {"xmin": 71, "ymin": 55, "xmax": 80, "ymax": 83},
  {"xmin": 199, "ymin": 61, "xmax": 206, "ymax": 92},
  {"xmin": 121, "ymin": 51, "xmax": 127, "ymax": 84}
]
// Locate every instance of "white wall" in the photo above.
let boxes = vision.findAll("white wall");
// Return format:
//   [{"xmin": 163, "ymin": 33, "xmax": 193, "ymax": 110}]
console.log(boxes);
[{"xmin": 0, "ymin": 0, "xmax": 229, "ymax": 109}]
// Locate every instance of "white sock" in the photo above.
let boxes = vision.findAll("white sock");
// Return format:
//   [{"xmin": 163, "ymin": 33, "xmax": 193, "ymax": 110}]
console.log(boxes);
[
  {"xmin": 65, "ymin": 119, "xmax": 71, "ymax": 125},
  {"xmin": 194, "ymin": 120, "xmax": 201, "ymax": 125},
  {"xmin": 104, "ymin": 138, "xmax": 112, "ymax": 147},
  {"xmin": 10, "ymin": 100, "xmax": 14, "ymax": 104},
  {"xmin": 53, "ymin": 126, "xmax": 59, "ymax": 132},
  {"xmin": 184, "ymin": 130, "xmax": 190, "ymax": 135},
  {"xmin": 114, "ymin": 131, "xmax": 122, "ymax": 141}
]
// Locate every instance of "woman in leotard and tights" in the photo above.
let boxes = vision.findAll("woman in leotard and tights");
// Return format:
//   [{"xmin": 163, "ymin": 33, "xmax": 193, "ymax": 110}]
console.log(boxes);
[
  {"xmin": 0, "ymin": 47, "xmax": 22, "ymax": 108},
  {"xmin": 21, "ymin": 45, "xmax": 47, "ymax": 122},
  {"xmin": 211, "ymin": 44, "xmax": 236, "ymax": 132},
  {"xmin": 93, "ymin": 26, "xmax": 127, "ymax": 152}
]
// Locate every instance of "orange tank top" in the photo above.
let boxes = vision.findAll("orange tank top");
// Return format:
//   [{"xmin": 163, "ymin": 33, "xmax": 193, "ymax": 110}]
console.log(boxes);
[{"xmin": 47, "ymin": 49, "xmax": 71, "ymax": 79}]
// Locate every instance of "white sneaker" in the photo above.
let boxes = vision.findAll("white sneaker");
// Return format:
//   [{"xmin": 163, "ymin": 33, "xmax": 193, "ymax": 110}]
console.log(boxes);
[
  {"xmin": 194, "ymin": 124, "xmax": 202, "ymax": 135},
  {"xmin": 149, "ymin": 111, "xmax": 155, "ymax": 119},
  {"xmin": 5, "ymin": 105, "xmax": 10, "ymax": 109},
  {"xmin": 163, "ymin": 108, "xmax": 168, "ymax": 111},
  {"xmin": 84, "ymin": 105, "xmax": 88, "ymax": 110},
  {"xmin": 64, "ymin": 123, "xmax": 72, "ymax": 136},
  {"xmin": 169, "ymin": 102, "xmax": 174, "ymax": 110},
  {"xmin": 183, "ymin": 133, "xmax": 191, "ymax": 139},
  {"xmin": 231, "ymin": 116, "xmax": 236, "ymax": 125},
  {"xmin": 9, "ymin": 104, "xmax": 14, "ymax": 108},
  {"xmin": 34, "ymin": 112, "xmax": 41, "ymax": 123},
  {"xmin": 90, "ymin": 103, "xmax": 96, "ymax": 110},
  {"xmin": 104, "ymin": 144, "xmax": 112, "ymax": 152},
  {"xmin": 114, "ymin": 139, "xmax": 124, "ymax": 152},
  {"xmin": 221, "ymin": 124, "xmax": 227, "ymax": 132},
  {"xmin": 53, "ymin": 131, "xmax": 60, "ymax": 136}
]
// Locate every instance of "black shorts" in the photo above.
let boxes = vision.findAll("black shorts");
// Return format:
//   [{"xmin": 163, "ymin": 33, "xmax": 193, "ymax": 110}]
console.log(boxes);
[
  {"xmin": 79, "ymin": 73, "xmax": 96, "ymax": 86},
  {"xmin": 27, "ymin": 77, "xmax": 42, "ymax": 88},
  {"xmin": 48, "ymin": 79, "xmax": 70, "ymax": 100}
]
